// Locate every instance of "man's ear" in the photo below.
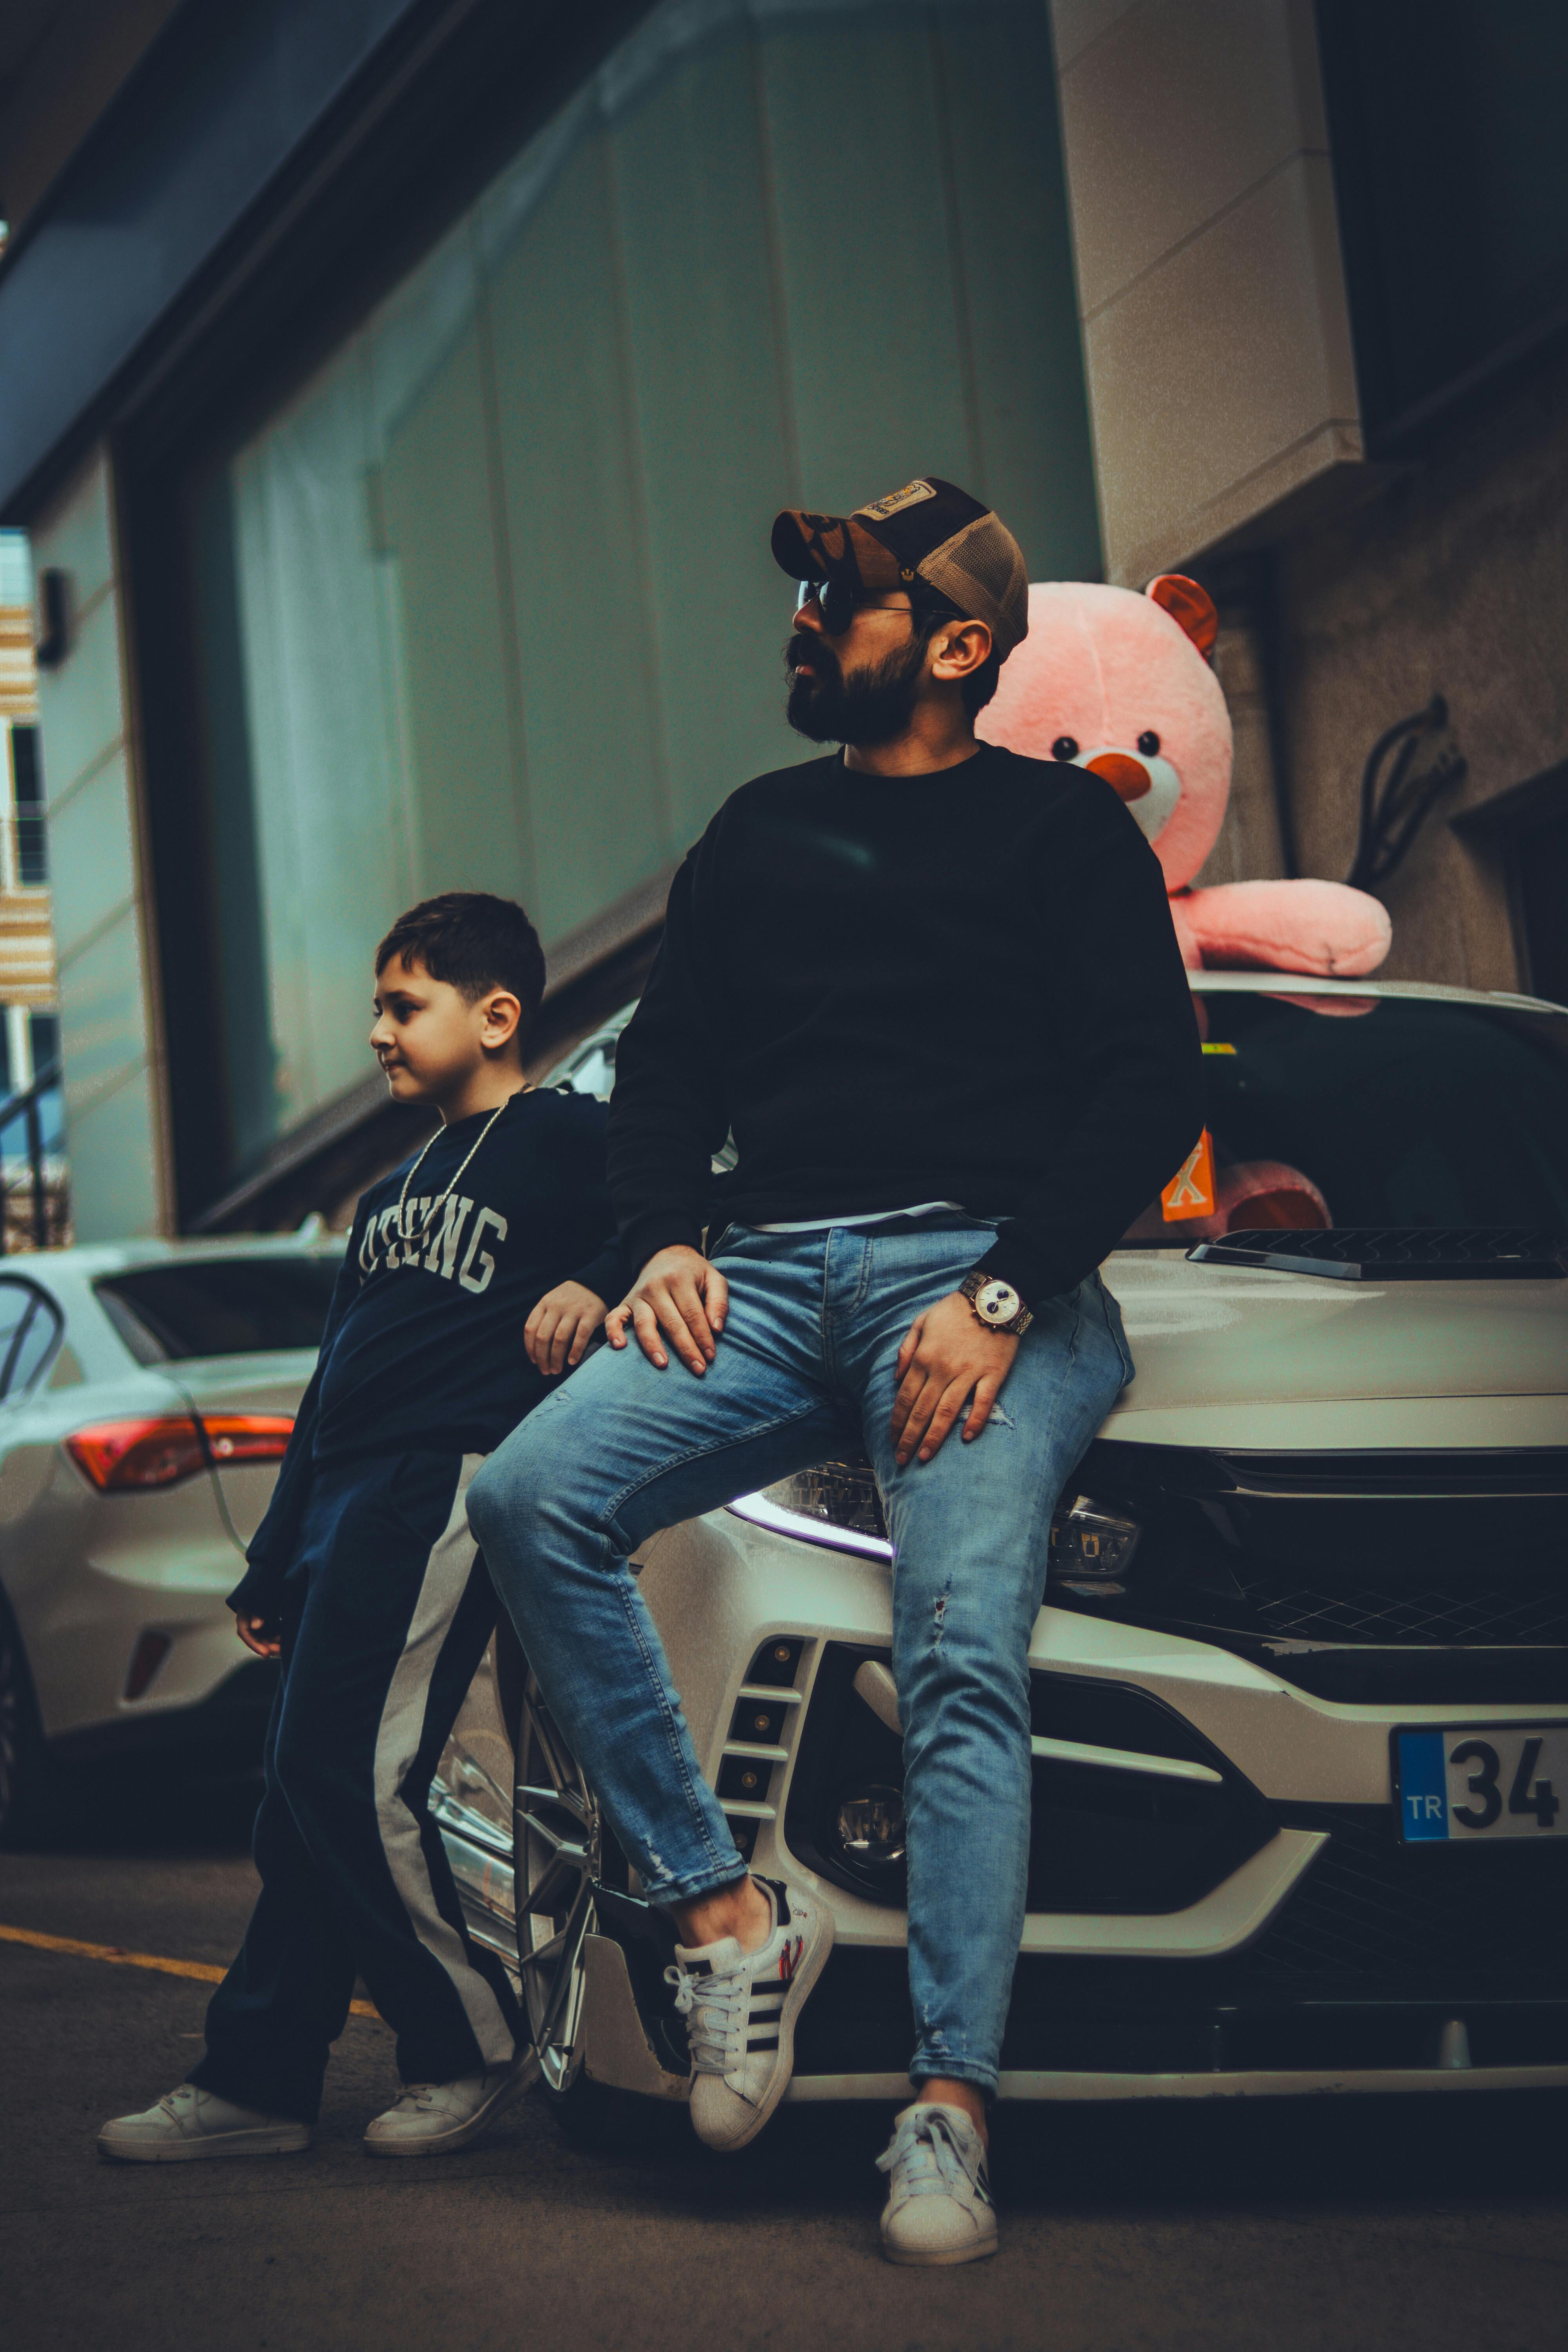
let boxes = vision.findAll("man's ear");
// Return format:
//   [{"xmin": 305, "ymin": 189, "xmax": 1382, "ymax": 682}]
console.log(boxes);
[{"xmin": 930, "ymin": 616, "xmax": 993, "ymax": 682}]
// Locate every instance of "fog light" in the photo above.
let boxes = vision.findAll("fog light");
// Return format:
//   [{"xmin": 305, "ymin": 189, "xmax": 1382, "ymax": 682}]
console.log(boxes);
[
  {"xmin": 835, "ymin": 1784, "xmax": 907, "ymax": 1871},
  {"xmin": 1049, "ymin": 1495, "xmax": 1142, "ymax": 1594}
]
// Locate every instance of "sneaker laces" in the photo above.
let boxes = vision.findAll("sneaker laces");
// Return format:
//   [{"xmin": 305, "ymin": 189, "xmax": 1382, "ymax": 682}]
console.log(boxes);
[
  {"xmin": 391, "ymin": 2083, "xmax": 441, "ymax": 2112},
  {"xmin": 877, "ymin": 2107, "xmax": 991, "ymax": 2206},
  {"xmin": 664, "ymin": 1958, "xmax": 750, "ymax": 2079}
]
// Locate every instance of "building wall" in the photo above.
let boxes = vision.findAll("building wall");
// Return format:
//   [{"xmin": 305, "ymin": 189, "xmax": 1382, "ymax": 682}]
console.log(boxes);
[
  {"xmin": 1050, "ymin": 0, "xmax": 1364, "ymax": 587},
  {"xmin": 29, "ymin": 449, "xmax": 169, "ymax": 1236},
  {"xmin": 1273, "ymin": 341, "xmax": 1568, "ymax": 992}
]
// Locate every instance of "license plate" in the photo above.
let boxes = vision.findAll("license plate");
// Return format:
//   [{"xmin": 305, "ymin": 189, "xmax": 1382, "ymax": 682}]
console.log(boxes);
[{"xmin": 1395, "ymin": 1725, "xmax": 1568, "ymax": 1843}]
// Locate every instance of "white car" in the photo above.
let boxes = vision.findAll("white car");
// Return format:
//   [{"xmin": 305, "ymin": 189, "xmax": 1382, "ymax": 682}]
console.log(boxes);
[
  {"xmin": 0, "ymin": 1236, "xmax": 342, "ymax": 1841},
  {"xmin": 433, "ymin": 973, "xmax": 1568, "ymax": 2125}
]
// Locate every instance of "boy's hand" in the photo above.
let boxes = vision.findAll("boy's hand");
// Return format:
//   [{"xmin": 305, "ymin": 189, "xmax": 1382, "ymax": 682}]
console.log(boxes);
[
  {"xmin": 890, "ymin": 1290, "xmax": 1020, "ymax": 1466},
  {"xmin": 525, "ymin": 1281, "xmax": 609, "ymax": 1377},
  {"xmin": 605, "ymin": 1245, "xmax": 728, "ymax": 1375},
  {"xmin": 234, "ymin": 1611, "xmax": 282, "ymax": 1659}
]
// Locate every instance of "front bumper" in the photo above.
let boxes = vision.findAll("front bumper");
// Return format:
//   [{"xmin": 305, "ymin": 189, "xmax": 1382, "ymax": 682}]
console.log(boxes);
[{"xmin": 575, "ymin": 1508, "xmax": 1568, "ymax": 2100}]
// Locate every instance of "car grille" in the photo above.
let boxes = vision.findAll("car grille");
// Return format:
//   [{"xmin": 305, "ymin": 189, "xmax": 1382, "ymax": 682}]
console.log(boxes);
[
  {"xmin": 1252, "ymin": 1808, "xmax": 1568, "ymax": 2000},
  {"xmin": 1053, "ymin": 1442, "xmax": 1568, "ymax": 1698},
  {"xmin": 1236, "ymin": 1565, "xmax": 1568, "ymax": 1648}
]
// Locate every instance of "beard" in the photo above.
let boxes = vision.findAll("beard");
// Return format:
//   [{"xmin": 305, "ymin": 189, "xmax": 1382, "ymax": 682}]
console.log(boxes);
[{"xmin": 784, "ymin": 628, "xmax": 926, "ymax": 746}]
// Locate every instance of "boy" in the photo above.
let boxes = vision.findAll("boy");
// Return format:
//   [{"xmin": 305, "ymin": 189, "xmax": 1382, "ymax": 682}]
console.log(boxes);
[{"xmin": 99, "ymin": 893, "xmax": 621, "ymax": 2161}]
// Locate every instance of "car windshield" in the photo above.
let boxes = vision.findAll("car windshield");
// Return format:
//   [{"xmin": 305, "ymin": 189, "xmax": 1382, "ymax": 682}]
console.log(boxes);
[
  {"xmin": 96, "ymin": 1256, "xmax": 343, "ymax": 1363},
  {"xmin": 1123, "ymin": 991, "xmax": 1568, "ymax": 1245}
]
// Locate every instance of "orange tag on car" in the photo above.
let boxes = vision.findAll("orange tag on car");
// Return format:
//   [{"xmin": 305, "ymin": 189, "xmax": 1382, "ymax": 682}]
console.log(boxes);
[{"xmin": 1162, "ymin": 1129, "xmax": 1216, "ymax": 1221}]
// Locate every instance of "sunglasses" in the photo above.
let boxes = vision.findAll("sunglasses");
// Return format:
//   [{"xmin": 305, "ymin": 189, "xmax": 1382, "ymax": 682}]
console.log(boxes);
[{"xmin": 795, "ymin": 577, "xmax": 922, "ymax": 635}]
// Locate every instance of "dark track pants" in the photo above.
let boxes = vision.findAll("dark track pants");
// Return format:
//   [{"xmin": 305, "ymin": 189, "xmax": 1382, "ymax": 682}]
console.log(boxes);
[{"xmin": 192, "ymin": 1448, "xmax": 521, "ymax": 2123}]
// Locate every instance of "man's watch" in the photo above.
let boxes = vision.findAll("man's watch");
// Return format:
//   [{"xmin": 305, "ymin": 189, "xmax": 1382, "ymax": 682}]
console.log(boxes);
[{"xmin": 958, "ymin": 1270, "xmax": 1033, "ymax": 1338}]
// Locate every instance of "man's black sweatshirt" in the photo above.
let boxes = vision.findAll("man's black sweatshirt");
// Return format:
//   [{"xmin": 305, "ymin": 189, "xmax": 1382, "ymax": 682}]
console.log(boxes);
[
  {"xmin": 230, "ymin": 1085, "xmax": 622, "ymax": 1614},
  {"xmin": 609, "ymin": 743, "xmax": 1204, "ymax": 1307}
]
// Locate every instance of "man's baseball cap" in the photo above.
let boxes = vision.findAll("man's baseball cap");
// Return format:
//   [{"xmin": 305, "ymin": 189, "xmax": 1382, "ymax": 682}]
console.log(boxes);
[{"xmin": 771, "ymin": 477, "xmax": 1029, "ymax": 660}]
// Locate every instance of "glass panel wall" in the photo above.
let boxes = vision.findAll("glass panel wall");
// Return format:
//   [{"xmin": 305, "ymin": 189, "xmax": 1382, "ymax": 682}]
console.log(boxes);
[{"xmin": 192, "ymin": 0, "xmax": 1099, "ymax": 1175}]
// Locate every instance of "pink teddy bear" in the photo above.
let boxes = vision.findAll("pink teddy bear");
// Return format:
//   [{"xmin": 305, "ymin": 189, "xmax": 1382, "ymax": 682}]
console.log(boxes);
[{"xmin": 979, "ymin": 575, "xmax": 1391, "ymax": 976}]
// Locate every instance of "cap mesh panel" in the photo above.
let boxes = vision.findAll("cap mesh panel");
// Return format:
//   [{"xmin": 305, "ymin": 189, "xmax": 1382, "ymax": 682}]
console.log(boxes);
[{"xmin": 920, "ymin": 514, "xmax": 1029, "ymax": 655}]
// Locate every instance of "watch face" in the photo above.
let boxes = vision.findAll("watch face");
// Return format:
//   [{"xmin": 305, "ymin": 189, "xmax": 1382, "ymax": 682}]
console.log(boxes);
[{"xmin": 975, "ymin": 1279, "xmax": 1019, "ymax": 1325}]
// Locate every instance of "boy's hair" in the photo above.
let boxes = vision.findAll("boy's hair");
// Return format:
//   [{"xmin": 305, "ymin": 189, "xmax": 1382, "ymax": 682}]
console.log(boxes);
[{"xmin": 376, "ymin": 893, "xmax": 547, "ymax": 1047}]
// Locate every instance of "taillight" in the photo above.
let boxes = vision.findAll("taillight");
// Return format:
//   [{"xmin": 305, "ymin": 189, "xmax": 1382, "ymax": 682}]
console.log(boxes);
[
  {"xmin": 200, "ymin": 1414, "xmax": 295, "ymax": 1466},
  {"xmin": 66, "ymin": 1414, "xmax": 294, "ymax": 1491}
]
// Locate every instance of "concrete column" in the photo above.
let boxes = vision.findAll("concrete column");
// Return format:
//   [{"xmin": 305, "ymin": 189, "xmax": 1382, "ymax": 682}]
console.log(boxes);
[
  {"xmin": 29, "ymin": 448, "xmax": 172, "ymax": 1238},
  {"xmin": 1051, "ymin": 0, "xmax": 1365, "ymax": 585}
]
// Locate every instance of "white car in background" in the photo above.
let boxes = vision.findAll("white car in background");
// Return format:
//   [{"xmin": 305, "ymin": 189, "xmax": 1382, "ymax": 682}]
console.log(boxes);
[
  {"xmin": 0, "ymin": 1238, "xmax": 342, "ymax": 1842},
  {"xmin": 433, "ymin": 974, "xmax": 1568, "ymax": 2127}
]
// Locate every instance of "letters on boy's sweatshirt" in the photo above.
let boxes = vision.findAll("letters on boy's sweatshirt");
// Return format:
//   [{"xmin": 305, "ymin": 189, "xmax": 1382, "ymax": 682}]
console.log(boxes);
[{"xmin": 358, "ymin": 1194, "xmax": 507, "ymax": 1296}]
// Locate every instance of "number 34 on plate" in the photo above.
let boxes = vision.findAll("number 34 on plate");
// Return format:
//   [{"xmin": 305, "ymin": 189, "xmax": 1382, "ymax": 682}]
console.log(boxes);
[{"xmin": 1397, "ymin": 1725, "xmax": 1568, "ymax": 1843}]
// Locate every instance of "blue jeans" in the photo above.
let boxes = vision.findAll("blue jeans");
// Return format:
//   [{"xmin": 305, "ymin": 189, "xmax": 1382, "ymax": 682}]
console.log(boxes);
[{"xmin": 468, "ymin": 1217, "xmax": 1132, "ymax": 2095}]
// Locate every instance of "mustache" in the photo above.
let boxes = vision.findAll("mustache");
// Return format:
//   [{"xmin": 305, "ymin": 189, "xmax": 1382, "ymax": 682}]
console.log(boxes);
[{"xmin": 784, "ymin": 630, "xmax": 836, "ymax": 681}]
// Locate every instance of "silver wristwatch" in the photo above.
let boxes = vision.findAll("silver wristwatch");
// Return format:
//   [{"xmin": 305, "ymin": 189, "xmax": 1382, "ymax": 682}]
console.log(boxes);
[{"xmin": 958, "ymin": 1269, "xmax": 1033, "ymax": 1338}]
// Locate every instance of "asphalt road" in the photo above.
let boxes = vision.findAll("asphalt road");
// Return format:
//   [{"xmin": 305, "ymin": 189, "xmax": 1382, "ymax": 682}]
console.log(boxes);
[{"xmin": 4, "ymin": 1762, "xmax": 1567, "ymax": 2352}]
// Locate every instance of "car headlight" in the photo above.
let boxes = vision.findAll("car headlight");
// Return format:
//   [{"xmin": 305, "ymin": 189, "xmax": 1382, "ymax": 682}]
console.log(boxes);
[
  {"xmin": 1049, "ymin": 1495, "xmax": 1142, "ymax": 1593},
  {"xmin": 728, "ymin": 1456, "xmax": 892, "ymax": 1559}
]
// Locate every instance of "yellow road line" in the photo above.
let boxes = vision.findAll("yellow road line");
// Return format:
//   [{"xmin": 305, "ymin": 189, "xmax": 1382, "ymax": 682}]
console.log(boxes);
[{"xmin": 0, "ymin": 1921, "xmax": 382, "ymax": 2018}]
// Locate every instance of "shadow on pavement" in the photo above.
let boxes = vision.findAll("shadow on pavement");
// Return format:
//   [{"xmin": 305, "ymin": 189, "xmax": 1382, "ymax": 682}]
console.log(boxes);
[
  {"xmin": 530, "ymin": 2065, "xmax": 1568, "ymax": 2224},
  {"xmin": 27, "ymin": 1755, "xmax": 263, "ymax": 1858},
  {"xmin": 23, "ymin": 1754, "xmax": 1568, "ymax": 2229}
]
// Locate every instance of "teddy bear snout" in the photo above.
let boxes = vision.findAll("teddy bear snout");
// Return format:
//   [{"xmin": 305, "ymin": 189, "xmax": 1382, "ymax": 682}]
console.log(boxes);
[
  {"xmin": 1085, "ymin": 751, "xmax": 1152, "ymax": 801},
  {"xmin": 1076, "ymin": 745, "xmax": 1185, "ymax": 844}
]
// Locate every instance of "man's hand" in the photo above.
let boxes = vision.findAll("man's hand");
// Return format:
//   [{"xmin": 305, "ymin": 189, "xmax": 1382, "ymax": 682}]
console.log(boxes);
[
  {"xmin": 234, "ymin": 1611, "xmax": 282, "ymax": 1660},
  {"xmin": 890, "ymin": 1290, "xmax": 1020, "ymax": 1466},
  {"xmin": 605, "ymin": 1244, "xmax": 729, "ymax": 1375},
  {"xmin": 524, "ymin": 1280, "xmax": 610, "ymax": 1377}
]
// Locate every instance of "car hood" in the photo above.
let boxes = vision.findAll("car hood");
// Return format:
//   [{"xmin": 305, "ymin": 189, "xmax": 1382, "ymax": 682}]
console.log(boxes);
[{"xmin": 1100, "ymin": 1250, "xmax": 1568, "ymax": 1451}]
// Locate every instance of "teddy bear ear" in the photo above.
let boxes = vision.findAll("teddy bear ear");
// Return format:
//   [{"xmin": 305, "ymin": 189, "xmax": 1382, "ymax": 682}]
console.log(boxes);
[{"xmin": 1145, "ymin": 573, "xmax": 1219, "ymax": 663}]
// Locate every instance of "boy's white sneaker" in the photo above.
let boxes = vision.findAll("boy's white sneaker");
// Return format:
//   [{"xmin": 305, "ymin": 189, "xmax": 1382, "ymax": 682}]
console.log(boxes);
[
  {"xmin": 664, "ymin": 1874, "xmax": 833, "ymax": 2152},
  {"xmin": 877, "ymin": 2101, "xmax": 998, "ymax": 2265},
  {"xmin": 97, "ymin": 2083, "xmax": 312, "ymax": 2163},
  {"xmin": 362, "ymin": 2051, "xmax": 535, "ymax": 2156}
]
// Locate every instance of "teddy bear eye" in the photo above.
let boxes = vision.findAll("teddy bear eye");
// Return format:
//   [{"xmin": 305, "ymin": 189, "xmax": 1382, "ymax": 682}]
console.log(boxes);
[
  {"xmin": 1051, "ymin": 735, "xmax": 1080, "ymax": 762},
  {"xmin": 1137, "ymin": 731, "xmax": 1161, "ymax": 757}
]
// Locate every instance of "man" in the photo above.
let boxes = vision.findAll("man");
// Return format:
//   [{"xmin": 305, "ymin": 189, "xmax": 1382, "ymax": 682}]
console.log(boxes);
[{"xmin": 469, "ymin": 478, "xmax": 1202, "ymax": 2264}]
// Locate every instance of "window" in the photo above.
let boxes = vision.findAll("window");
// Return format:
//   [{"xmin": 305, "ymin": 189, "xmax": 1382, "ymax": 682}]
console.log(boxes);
[
  {"xmin": 1123, "ymin": 994, "xmax": 1568, "ymax": 1244},
  {"xmin": 0, "ymin": 1279, "xmax": 60, "ymax": 1399},
  {"xmin": 188, "ymin": 0, "xmax": 1097, "ymax": 1179},
  {"xmin": 96, "ymin": 1256, "xmax": 342, "ymax": 1363},
  {"xmin": 9, "ymin": 726, "xmax": 45, "ymax": 885}
]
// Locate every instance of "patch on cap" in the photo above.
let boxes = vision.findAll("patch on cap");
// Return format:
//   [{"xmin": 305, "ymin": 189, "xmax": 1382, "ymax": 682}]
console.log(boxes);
[{"xmin": 854, "ymin": 480, "xmax": 937, "ymax": 523}]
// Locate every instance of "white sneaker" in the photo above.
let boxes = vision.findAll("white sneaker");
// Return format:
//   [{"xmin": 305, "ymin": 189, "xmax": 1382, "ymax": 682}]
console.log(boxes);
[
  {"xmin": 877, "ymin": 2102, "xmax": 998, "ymax": 2266},
  {"xmin": 97, "ymin": 2083, "xmax": 312, "ymax": 2163},
  {"xmin": 664, "ymin": 1875, "xmax": 833, "ymax": 2152},
  {"xmin": 362, "ymin": 2052, "xmax": 536, "ymax": 2156}
]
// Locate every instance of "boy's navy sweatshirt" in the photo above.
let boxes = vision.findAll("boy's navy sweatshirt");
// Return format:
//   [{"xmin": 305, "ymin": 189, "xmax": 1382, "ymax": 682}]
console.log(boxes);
[{"xmin": 230, "ymin": 1085, "xmax": 622, "ymax": 1615}]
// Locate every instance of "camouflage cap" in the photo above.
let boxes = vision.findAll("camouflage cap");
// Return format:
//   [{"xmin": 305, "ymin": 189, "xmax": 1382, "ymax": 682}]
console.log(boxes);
[{"xmin": 771, "ymin": 476, "xmax": 1029, "ymax": 660}]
